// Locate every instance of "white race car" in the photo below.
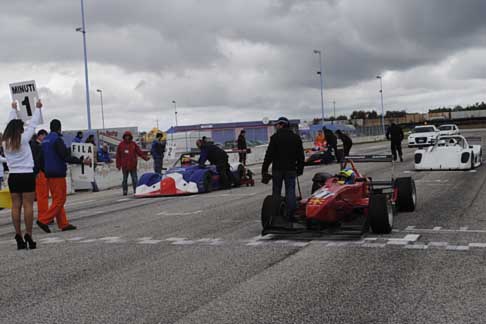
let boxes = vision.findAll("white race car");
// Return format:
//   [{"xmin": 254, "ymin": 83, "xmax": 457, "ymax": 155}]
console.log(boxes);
[
  {"xmin": 408, "ymin": 125, "xmax": 439, "ymax": 148},
  {"xmin": 414, "ymin": 135, "xmax": 482, "ymax": 170},
  {"xmin": 438, "ymin": 124, "xmax": 460, "ymax": 136}
]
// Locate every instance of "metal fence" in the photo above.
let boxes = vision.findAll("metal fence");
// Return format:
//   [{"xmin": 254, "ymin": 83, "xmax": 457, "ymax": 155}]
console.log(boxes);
[{"xmin": 355, "ymin": 126, "xmax": 385, "ymax": 137}]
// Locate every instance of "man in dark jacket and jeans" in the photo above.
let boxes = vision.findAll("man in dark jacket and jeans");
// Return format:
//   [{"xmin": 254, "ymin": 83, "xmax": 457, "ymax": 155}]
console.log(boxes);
[
  {"xmin": 386, "ymin": 123, "xmax": 404, "ymax": 162},
  {"xmin": 262, "ymin": 117, "xmax": 304, "ymax": 220}
]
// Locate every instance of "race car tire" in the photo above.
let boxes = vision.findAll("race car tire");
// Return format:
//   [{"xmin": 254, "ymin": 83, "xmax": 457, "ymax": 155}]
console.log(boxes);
[
  {"xmin": 311, "ymin": 172, "xmax": 332, "ymax": 194},
  {"xmin": 470, "ymin": 151, "xmax": 474, "ymax": 170},
  {"xmin": 203, "ymin": 172, "xmax": 213, "ymax": 193},
  {"xmin": 369, "ymin": 194, "xmax": 394, "ymax": 234},
  {"xmin": 261, "ymin": 195, "xmax": 288, "ymax": 230},
  {"xmin": 394, "ymin": 177, "xmax": 416, "ymax": 212},
  {"xmin": 234, "ymin": 164, "xmax": 245, "ymax": 185}
]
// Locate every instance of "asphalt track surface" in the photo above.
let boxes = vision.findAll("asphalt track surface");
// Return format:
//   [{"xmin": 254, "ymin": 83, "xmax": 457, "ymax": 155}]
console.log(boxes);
[{"xmin": 2, "ymin": 132, "xmax": 486, "ymax": 324}]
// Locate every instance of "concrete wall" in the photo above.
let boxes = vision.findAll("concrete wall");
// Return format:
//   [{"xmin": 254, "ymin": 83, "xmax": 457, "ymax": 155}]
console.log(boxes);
[{"xmin": 74, "ymin": 135, "xmax": 386, "ymax": 192}]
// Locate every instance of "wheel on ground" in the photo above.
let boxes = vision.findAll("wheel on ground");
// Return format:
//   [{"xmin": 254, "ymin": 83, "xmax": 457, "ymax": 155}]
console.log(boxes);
[
  {"xmin": 369, "ymin": 194, "xmax": 394, "ymax": 234},
  {"xmin": 471, "ymin": 151, "xmax": 474, "ymax": 169},
  {"xmin": 234, "ymin": 164, "xmax": 245, "ymax": 186},
  {"xmin": 261, "ymin": 195, "xmax": 287, "ymax": 230},
  {"xmin": 394, "ymin": 177, "xmax": 416, "ymax": 212},
  {"xmin": 311, "ymin": 172, "xmax": 332, "ymax": 194},
  {"xmin": 203, "ymin": 171, "xmax": 212, "ymax": 192}
]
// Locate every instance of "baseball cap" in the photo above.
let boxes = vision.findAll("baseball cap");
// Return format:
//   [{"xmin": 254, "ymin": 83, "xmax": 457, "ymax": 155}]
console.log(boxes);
[{"xmin": 274, "ymin": 116, "xmax": 290, "ymax": 126}]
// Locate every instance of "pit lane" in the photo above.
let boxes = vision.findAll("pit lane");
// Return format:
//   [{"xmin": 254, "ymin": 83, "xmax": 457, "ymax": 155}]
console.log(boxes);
[{"xmin": 1, "ymin": 133, "xmax": 486, "ymax": 324}]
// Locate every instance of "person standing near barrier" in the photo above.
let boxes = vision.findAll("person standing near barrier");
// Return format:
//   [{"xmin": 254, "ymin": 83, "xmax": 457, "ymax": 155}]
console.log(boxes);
[
  {"xmin": 3, "ymin": 100, "xmax": 43, "ymax": 249},
  {"xmin": 97, "ymin": 143, "xmax": 112, "ymax": 163},
  {"xmin": 73, "ymin": 131, "xmax": 83, "ymax": 143},
  {"xmin": 151, "ymin": 132, "xmax": 166, "ymax": 174},
  {"xmin": 323, "ymin": 127, "xmax": 338, "ymax": 161},
  {"xmin": 386, "ymin": 122, "xmax": 404, "ymax": 162},
  {"xmin": 37, "ymin": 119, "xmax": 91, "ymax": 233},
  {"xmin": 335, "ymin": 130, "xmax": 353, "ymax": 158},
  {"xmin": 30, "ymin": 129, "xmax": 49, "ymax": 222},
  {"xmin": 237, "ymin": 130, "xmax": 247, "ymax": 165},
  {"xmin": 314, "ymin": 130, "xmax": 326, "ymax": 147},
  {"xmin": 116, "ymin": 131, "xmax": 149, "ymax": 195},
  {"xmin": 262, "ymin": 117, "xmax": 304, "ymax": 221}
]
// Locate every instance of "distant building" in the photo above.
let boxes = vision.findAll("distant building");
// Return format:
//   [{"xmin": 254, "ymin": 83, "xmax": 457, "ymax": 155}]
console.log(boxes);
[{"xmin": 166, "ymin": 119, "xmax": 300, "ymax": 148}]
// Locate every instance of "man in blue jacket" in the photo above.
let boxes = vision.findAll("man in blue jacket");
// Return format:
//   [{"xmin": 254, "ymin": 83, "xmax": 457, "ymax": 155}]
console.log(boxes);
[
  {"xmin": 151, "ymin": 132, "xmax": 166, "ymax": 174},
  {"xmin": 97, "ymin": 143, "xmax": 112, "ymax": 163},
  {"xmin": 37, "ymin": 119, "xmax": 91, "ymax": 233}
]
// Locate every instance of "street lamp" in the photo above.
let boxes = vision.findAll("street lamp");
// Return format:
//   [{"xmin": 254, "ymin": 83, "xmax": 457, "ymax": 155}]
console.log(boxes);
[
  {"xmin": 76, "ymin": 0, "xmax": 92, "ymax": 131},
  {"xmin": 172, "ymin": 100, "xmax": 178, "ymax": 127},
  {"xmin": 313, "ymin": 49, "xmax": 325, "ymax": 126},
  {"xmin": 376, "ymin": 75, "xmax": 386, "ymax": 134},
  {"xmin": 96, "ymin": 89, "xmax": 105, "ymax": 131},
  {"xmin": 333, "ymin": 100, "xmax": 336, "ymax": 124}
]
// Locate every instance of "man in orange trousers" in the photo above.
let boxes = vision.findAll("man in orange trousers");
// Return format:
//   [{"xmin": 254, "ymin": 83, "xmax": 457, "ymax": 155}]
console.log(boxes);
[
  {"xmin": 29, "ymin": 130, "xmax": 49, "ymax": 219},
  {"xmin": 36, "ymin": 120, "xmax": 90, "ymax": 233}
]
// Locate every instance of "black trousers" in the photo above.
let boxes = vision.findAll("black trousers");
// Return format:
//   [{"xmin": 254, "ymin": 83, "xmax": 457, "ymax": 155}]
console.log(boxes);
[
  {"xmin": 343, "ymin": 144, "xmax": 352, "ymax": 157},
  {"xmin": 391, "ymin": 142, "xmax": 403, "ymax": 161},
  {"xmin": 238, "ymin": 152, "xmax": 247, "ymax": 165},
  {"xmin": 216, "ymin": 162, "xmax": 232, "ymax": 189}
]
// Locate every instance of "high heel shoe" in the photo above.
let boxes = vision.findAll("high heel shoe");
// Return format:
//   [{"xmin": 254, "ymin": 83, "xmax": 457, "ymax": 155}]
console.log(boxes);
[
  {"xmin": 15, "ymin": 234, "xmax": 26, "ymax": 250},
  {"xmin": 24, "ymin": 234, "xmax": 37, "ymax": 250}
]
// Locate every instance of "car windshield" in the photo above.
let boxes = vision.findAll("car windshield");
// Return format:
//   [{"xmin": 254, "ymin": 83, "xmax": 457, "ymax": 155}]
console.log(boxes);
[
  {"xmin": 413, "ymin": 127, "xmax": 435, "ymax": 133},
  {"xmin": 439, "ymin": 125, "xmax": 453, "ymax": 130}
]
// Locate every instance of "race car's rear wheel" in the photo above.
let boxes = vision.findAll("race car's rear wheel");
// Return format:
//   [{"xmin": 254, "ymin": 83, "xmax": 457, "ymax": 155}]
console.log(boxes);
[
  {"xmin": 394, "ymin": 177, "xmax": 416, "ymax": 212},
  {"xmin": 234, "ymin": 164, "xmax": 245, "ymax": 186},
  {"xmin": 261, "ymin": 195, "xmax": 288, "ymax": 230},
  {"xmin": 311, "ymin": 172, "xmax": 332, "ymax": 194},
  {"xmin": 203, "ymin": 172, "xmax": 212, "ymax": 192},
  {"xmin": 369, "ymin": 194, "xmax": 394, "ymax": 234},
  {"xmin": 471, "ymin": 151, "xmax": 474, "ymax": 169}
]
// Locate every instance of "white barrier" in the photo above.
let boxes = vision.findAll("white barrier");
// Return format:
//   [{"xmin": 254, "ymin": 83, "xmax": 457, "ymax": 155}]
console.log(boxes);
[{"xmin": 71, "ymin": 135, "xmax": 386, "ymax": 192}]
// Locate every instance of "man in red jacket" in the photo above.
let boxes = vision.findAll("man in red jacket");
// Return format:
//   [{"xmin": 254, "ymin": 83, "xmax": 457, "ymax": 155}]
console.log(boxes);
[{"xmin": 116, "ymin": 131, "xmax": 149, "ymax": 195}]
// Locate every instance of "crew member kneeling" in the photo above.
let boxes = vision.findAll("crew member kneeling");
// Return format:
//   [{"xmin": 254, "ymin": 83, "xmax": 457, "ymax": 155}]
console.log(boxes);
[{"xmin": 196, "ymin": 139, "xmax": 233, "ymax": 189}]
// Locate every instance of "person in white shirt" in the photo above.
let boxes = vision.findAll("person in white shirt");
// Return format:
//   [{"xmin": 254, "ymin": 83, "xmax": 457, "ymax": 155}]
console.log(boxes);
[{"xmin": 2, "ymin": 100, "xmax": 43, "ymax": 250}]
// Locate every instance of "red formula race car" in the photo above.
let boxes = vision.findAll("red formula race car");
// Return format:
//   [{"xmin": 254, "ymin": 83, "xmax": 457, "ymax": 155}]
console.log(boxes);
[{"xmin": 261, "ymin": 155, "xmax": 417, "ymax": 237}]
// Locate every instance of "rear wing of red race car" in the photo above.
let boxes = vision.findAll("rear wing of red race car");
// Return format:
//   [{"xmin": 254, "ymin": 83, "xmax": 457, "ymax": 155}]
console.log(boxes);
[{"xmin": 345, "ymin": 154, "xmax": 393, "ymax": 163}]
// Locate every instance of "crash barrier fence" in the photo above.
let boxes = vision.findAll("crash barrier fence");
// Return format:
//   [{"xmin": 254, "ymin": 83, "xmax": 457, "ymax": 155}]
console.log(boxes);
[
  {"xmin": 85, "ymin": 134, "xmax": 385, "ymax": 191},
  {"xmin": 0, "ymin": 134, "xmax": 388, "ymax": 196}
]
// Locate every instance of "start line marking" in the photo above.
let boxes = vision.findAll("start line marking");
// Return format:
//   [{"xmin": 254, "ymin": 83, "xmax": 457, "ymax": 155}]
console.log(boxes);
[
  {"xmin": 157, "ymin": 210, "xmax": 203, "ymax": 216},
  {"xmin": 2, "ymin": 234, "xmax": 486, "ymax": 253}
]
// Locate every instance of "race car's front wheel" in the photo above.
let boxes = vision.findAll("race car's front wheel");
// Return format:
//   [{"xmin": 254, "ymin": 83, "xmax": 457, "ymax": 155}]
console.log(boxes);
[
  {"xmin": 261, "ymin": 195, "xmax": 288, "ymax": 230},
  {"xmin": 394, "ymin": 177, "xmax": 416, "ymax": 212},
  {"xmin": 369, "ymin": 194, "xmax": 394, "ymax": 234}
]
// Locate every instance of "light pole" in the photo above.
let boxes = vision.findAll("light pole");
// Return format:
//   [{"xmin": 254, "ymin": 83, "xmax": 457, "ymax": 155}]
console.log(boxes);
[
  {"xmin": 313, "ymin": 50, "xmax": 325, "ymax": 126},
  {"xmin": 96, "ymin": 89, "xmax": 105, "ymax": 131},
  {"xmin": 376, "ymin": 75, "xmax": 386, "ymax": 134},
  {"xmin": 172, "ymin": 100, "xmax": 178, "ymax": 127},
  {"xmin": 76, "ymin": 0, "xmax": 92, "ymax": 131},
  {"xmin": 333, "ymin": 100, "xmax": 336, "ymax": 121}
]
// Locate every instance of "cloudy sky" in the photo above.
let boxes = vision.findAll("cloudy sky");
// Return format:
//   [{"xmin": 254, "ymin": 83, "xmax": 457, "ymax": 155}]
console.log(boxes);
[{"xmin": 1, "ymin": 0, "xmax": 486, "ymax": 131}]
